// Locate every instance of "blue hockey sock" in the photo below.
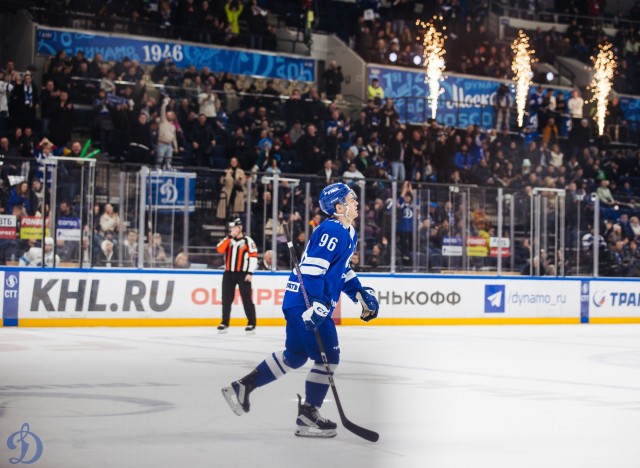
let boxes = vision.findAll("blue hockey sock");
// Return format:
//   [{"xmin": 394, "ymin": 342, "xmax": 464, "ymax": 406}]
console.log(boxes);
[
  {"xmin": 254, "ymin": 351, "xmax": 304, "ymax": 387},
  {"xmin": 304, "ymin": 363, "xmax": 336, "ymax": 407}
]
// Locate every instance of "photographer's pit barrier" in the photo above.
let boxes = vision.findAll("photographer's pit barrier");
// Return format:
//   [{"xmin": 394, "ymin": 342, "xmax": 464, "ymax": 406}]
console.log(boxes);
[{"xmin": 2, "ymin": 268, "xmax": 640, "ymax": 326}]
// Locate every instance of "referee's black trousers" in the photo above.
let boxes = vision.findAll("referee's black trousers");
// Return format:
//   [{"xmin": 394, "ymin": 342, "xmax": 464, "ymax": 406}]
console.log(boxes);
[{"xmin": 221, "ymin": 271, "xmax": 256, "ymax": 326}]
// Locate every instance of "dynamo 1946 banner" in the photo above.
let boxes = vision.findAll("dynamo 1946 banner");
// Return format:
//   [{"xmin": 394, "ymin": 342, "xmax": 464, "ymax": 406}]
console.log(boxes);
[{"xmin": 36, "ymin": 27, "xmax": 316, "ymax": 82}]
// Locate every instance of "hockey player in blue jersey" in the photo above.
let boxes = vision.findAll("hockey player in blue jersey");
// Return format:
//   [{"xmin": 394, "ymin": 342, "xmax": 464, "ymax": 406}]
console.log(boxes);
[{"xmin": 222, "ymin": 182, "xmax": 379, "ymax": 437}]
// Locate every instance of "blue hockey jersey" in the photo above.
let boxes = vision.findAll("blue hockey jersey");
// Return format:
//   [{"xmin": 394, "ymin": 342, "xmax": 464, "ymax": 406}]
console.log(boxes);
[{"xmin": 283, "ymin": 218, "xmax": 362, "ymax": 315}]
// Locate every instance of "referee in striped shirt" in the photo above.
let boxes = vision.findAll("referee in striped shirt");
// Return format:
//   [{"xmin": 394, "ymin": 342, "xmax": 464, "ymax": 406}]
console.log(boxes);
[{"xmin": 216, "ymin": 215, "xmax": 258, "ymax": 334}]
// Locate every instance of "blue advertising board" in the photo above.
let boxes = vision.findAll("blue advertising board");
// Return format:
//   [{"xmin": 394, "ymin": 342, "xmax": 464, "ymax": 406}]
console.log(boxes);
[
  {"xmin": 146, "ymin": 172, "xmax": 196, "ymax": 213},
  {"xmin": 37, "ymin": 27, "xmax": 316, "ymax": 82}
]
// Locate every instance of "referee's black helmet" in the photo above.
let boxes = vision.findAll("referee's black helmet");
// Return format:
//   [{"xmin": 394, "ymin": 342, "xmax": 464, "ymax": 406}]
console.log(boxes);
[{"xmin": 227, "ymin": 215, "xmax": 243, "ymax": 228}]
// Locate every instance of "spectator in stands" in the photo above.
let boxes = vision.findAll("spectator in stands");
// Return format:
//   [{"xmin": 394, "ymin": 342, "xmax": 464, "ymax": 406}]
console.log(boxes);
[
  {"xmin": 56, "ymin": 237, "xmax": 78, "ymax": 264},
  {"xmin": 323, "ymin": 61, "xmax": 344, "ymax": 101},
  {"xmin": 49, "ymin": 90, "xmax": 74, "ymax": 148},
  {"xmin": 190, "ymin": 113, "xmax": 217, "ymax": 167},
  {"xmin": 302, "ymin": 88, "xmax": 325, "ymax": 129},
  {"xmin": 6, "ymin": 181, "xmax": 32, "ymax": 216},
  {"xmin": 39, "ymin": 80, "xmax": 58, "ymax": 138},
  {"xmin": 0, "ymin": 68, "xmax": 12, "ymax": 137},
  {"xmin": 295, "ymin": 124, "xmax": 326, "ymax": 174},
  {"xmin": 567, "ymin": 89, "xmax": 584, "ymax": 131},
  {"xmin": 122, "ymin": 229, "xmax": 139, "ymax": 267},
  {"xmin": 98, "ymin": 239, "xmax": 117, "ymax": 267},
  {"xmin": 93, "ymin": 89, "xmax": 116, "ymax": 155},
  {"xmin": 99, "ymin": 203, "xmax": 121, "ymax": 234},
  {"xmin": 19, "ymin": 237, "xmax": 59, "ymax": 267},
  {"xmin": 596, "ymin": 179, "xmax": 619, "ymax": 207},
  {"xmin": 494, "ymin": 83, "xmax": 512, "ymax": 131},
  {"xmin": 367, "ymin": 78, "xmax": 384, "ymax": 104},
  {"xmin": 156, "ymin": 97, "xmax": 178, "ymax": 170},
  {"xmin": 217, "ymin": 156, "xmax": 247, "ymax": 219},
  {"xmin": 316, "ymin": 158, "xmax": 339, "ymax": 186},
  {"xmin": 126, "ymin": 112, "xmax": 153, "ymax": 165},
  {"xmin": 144, "ymin": 232, "xmax": 168, "ymax": 266},
  {"xmin": 174, "ymin": 251, "xmax": 190, "ymax": 268},
  {"xmin": 247, "ymin": 0, "xmax": 268, "ymax": 49},
  {"xmin": 605, "ymin": 96, "xmax": 627, "ymax": 142},
  {"xmin": 10, "ymin": 72, "xmax": 39, "ymax": 130},
  {"xmin": 342, "ymin": 161, "xmax": 366, "ymax": 188},
  {"xmin": 385, "ymin": 129, "xmax": 406, "ymax": 182},
  {"xmin": 198, "ymin": 84, "xmax": 218, "ymax": 127},
  {"xmin": 224, "ymin": 0, "xmax": 244, "ymax": 45},
  {"xmin": 541, "ymin": 117, "xmax": 559, "ymax": 146}
]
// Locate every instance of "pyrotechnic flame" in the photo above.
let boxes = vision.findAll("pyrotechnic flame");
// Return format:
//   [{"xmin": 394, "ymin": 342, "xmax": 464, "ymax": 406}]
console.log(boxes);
[
  {"xmin": 587, "ymin": 43, "xmax": 616, "ymax": 136},
  {"xmin": 511, "ymin": 31, "xmax": 535, "ymax": 128},
  {"xmin": 417, "ymin": 18, "xmax": 446, "ymax": 120}
]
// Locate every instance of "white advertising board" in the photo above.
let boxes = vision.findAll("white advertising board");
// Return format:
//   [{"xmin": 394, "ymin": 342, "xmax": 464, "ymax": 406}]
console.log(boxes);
[
  {"xmin": 6, "ymin": 270, "xmax": 584, "ymax": 325},
  {"xmin": 588, "ymin": 279, "xmax": 640, "ymax": 320},
  {"xmin": 339, "ymin": 276, "xmax": 582, "ymax": 321},
  {"xmin": 17, "ymin": 270, "xmax": 289, "ymax": 320}
]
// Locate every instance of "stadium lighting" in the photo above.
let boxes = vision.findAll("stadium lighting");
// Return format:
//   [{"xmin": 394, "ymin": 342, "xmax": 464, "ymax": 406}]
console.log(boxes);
[
  {"xmin": 546, "ymin": 71, "xmax": 554, "ymax": 82},
  {"xmin": 413, "ymin": 55, "xmax": 422, "ymax": 66},
  {"xmin": 389, "ymin": 52, "xmax": 398, "ymax": 63}
]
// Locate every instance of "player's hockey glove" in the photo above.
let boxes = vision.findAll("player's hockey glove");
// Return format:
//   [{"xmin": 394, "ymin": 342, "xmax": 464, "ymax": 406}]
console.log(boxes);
[
  {"xmin": 356, "ymin": 287, "xmax": 379, "ymax": 322},
  {"xmin": 302, "ymin": 300, "xmax": 330, "ymax": 331}
]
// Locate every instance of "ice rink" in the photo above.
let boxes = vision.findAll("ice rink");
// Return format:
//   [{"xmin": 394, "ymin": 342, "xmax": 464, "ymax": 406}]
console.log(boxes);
[{"xmin": 1, "ymin": 324, "xmax": 640, "ymax": 468}]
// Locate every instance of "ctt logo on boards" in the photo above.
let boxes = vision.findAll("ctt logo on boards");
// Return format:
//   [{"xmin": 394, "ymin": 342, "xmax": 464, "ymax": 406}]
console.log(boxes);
[
  {"xmin": 484, "ymin": 285, "xmax": 505, "ymax": 313},
  {"xmin": 3, "ymin": 271, "xmax": 20, "ymax": 325},
  {"xmin": 30, "ymin": 278, "xmax": 174, "ymax": 312},
  {"xmin": 580, "ymin": 280, "xmax": 590, "ymax": 323}
]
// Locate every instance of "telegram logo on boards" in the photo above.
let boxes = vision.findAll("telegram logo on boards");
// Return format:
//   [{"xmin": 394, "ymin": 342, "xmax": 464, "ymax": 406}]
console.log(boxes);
[{"xmin": 484, "ymin": 284, "xmax": 505, "ymax": 313}]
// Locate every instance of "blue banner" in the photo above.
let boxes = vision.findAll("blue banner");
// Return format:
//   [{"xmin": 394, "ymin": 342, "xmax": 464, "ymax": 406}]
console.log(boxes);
[
  {"xmin": 370, "ymin": 66, "xmax": 506, "ymax": 127},
  {"xmin": 620, "ymin": 96, "xmax": 640, "ymax": 124},
  {"xmin": 369, "ymin": 66, "xmax": 640, "ymax": 127},
  {"xmin": 147, "ymin": 172, "xmax": 196, "ymax": 213},
  {"xmin": 37, "ymin": 27, "xmax": 316, "ymax": 82}
]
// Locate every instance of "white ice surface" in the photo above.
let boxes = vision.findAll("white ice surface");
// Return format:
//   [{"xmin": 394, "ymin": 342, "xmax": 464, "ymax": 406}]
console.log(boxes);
[{"xmin": 1, "ymin": 325, "xmax": 640, "ymax": 468}]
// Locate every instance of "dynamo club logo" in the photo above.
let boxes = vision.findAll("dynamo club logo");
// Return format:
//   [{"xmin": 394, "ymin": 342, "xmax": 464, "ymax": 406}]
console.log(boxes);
[
  {"xmin": 6, "ymin": 423, "xmax": 43, "ymax": 464},
  {"xmin": 159, "ymin": 179, "xmax": 178, "ymax": 204},
  {"xmin": 484, "ymin": 285, "xmax": 505, "ymax": 313}
]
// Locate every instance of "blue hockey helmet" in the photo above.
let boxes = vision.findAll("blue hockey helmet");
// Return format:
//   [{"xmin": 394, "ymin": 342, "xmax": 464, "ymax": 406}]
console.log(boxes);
[{"xmin": 318, "ymin": 183, "xmax": 357, "ymax": 216}]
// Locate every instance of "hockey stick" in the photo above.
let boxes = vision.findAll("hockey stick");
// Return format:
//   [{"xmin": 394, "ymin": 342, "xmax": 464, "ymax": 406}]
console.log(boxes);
[{"xmin": 282, "ymin": 223, "xmax": 379, "ymax": 443}]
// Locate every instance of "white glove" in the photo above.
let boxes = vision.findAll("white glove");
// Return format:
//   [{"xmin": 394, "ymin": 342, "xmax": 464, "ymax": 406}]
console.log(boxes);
[{"xmin": 302, "ymin": 301, "xmax": 329, "ymax": 331}]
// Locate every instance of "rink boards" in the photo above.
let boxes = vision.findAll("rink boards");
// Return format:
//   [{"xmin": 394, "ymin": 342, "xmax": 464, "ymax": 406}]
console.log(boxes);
[{"xmin": 1, "ymin": 268, "xmax": 640, "ymax": 326}]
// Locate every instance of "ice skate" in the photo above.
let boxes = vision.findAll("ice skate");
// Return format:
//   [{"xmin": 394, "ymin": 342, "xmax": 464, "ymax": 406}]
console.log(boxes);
[
  {"xmin": 217, "ymin": 324, "xmax": 228, "ymax": 334},
  {"xmin": 245, "ymin": 325, "xmax": 256, "ymax": 335},
  {"xmin": 221, "ymin": 370, "xmax": 257, "ymax": 416},
  {"xmin": 294, "ymin": 394, "xmax": 337, "ymax": 438}
]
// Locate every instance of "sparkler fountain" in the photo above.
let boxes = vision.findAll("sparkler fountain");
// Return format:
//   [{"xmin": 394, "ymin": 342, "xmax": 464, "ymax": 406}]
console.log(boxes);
[
  {"xmin": 417, "ymin": 18, "xmax": 446, "ymax": 121},
  {"xmin": 511, "ymin": 31, "xmax": 535, "ymax": 128},
  {"xmin": 588, "ymin": 43, "xmax": 616, "ymax": 136}
]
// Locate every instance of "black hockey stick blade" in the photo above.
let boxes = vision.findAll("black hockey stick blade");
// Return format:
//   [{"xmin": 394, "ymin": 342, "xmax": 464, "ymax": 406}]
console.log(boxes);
[{"xmin": 342, "ymin": 417, "xmax": 380, "ymax": 442}]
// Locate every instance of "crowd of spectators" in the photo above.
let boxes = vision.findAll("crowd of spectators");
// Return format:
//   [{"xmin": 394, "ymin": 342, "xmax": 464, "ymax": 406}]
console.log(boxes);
[
  {"xmin": 32, "ymin": 0, "xmax": 279, "ymax": 52},
  {"xmin": 1, "ymin": 0, "xmax": 639, "ymax": 275}
]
